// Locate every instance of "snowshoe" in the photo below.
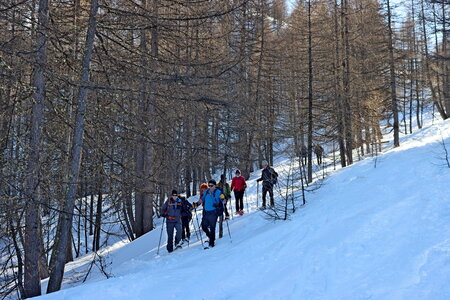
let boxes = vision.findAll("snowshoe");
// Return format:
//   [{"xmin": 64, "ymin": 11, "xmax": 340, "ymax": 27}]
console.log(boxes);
[
  {"xmin": 203, "ymin": 240, "xmax": 210, "ymax": 249},
  {"xmin": 175, "ymin": 241, "xmax": 183, "ymax": 249}
]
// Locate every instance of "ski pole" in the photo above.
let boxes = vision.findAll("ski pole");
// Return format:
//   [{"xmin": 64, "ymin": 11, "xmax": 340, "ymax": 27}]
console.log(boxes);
[
  {"xmin": 244, "ymin": 191, "xmax": 249, "ymax": 212},
  {"xmin": 227, "ymin": 198, "xmax": 233, "ymax": 220},
  {"xmin": 257, "ymin": 181, "xmax": 259, "ymax": 208},
  {"xmin": 225, "ymin": 218, "xmax": 232, "ymax": 243},
  {"xmin": 190, "ymin": 216, "xmax": 200, "ymax": 241},
  {"xmin": 193, "ymin": 205, "xmax": 204, "ymax": 246},
  {"xmin": 156, "ymin": 217, "xmax": 165, "ymax": 255}
]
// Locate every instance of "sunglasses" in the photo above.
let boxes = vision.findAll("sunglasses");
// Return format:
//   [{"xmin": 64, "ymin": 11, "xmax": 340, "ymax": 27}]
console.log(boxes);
[{"xmin": 208, "ymin": 185, "xmax": 215, "ymax": 187}]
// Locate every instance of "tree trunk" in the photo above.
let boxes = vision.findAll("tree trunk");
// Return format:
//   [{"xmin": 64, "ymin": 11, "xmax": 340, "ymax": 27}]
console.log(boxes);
[
  {"xmin": 342, "ymin": 0, "xmax": 353, "ymax": 164},
  {"xmin": 307, "ymin": 0, "xmax": 313, "ymax": 183},
  {"xmin": 334, "ymin": 0, "xmax": 346, "ymax": 167},
  {"xmin": 89, "ymin": 193, "xmax": 94, "ymax": 235},
  {"xmin": 441, "ymin": 2, "xmax": 450, "ymax": 116},
  {"xmin": 47, "ymin": 0, "xmax": 99, "ymax": 292},
  {"xmin": 420, "ymin": 0, "xmax": 447, "ymax": 119},
  {"xmin": 387, "ymin": 0, "xmax": 400, "ymax": 147},
  {"xmin": 23, "ymin": 0, "xmax": 48, "ymax": 296},
  {"xmin": 38, "ymin": 218, "xmax": 49, "ymax": 279},
  {"xmin": 93, "ymin": 189, "xmax": 102, "ymax": 252}
]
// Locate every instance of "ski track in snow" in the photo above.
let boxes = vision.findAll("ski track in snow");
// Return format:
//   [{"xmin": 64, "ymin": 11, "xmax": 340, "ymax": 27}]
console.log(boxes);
[{"xmin": 37, "ymin": 116, "xmax": 450, "ymax": 300}]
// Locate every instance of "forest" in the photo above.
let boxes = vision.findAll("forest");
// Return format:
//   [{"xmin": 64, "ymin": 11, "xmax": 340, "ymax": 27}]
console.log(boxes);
[{"xmin": 0, "ymin": 0, "xmax": 448, "ymax": 298}]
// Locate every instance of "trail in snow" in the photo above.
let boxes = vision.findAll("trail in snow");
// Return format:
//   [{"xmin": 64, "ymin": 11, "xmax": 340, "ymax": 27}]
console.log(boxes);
[{"xmin": 38, "ymin": 116, "xmax": 450, "ymax": 300}]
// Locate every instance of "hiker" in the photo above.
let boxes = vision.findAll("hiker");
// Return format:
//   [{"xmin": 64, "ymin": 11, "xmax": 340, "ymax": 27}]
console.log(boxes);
[
  {"xmin": 314, "ymin": 144, "xmax": 324, "ymax": 165},
  {"xmin": 216, "ymin": 174, "xmax": 231, "ymax": 220},
  {"xmin": 161, "ymin": 190, "xmax": 183, "ymax": 253},
  {"xmin": 179, "ymin": 195, "xmax": 193, "ymax": 243},
  {"xmin": 231, "ymin": 169, "xmax": 247, "ymax": 215},
  {"xmin": 199, "ymin": 183, "xmax": 208, "ymax": 199},
  {"xmin": 193, "ymin": 180, "xmax": 224, "ymax": 248},
  {"xmin": 300, "ymin": 145, "xmax": 308, "ymax": 166},
  {"xmin": 256, "ymin": 160, "xmax": 278, "ymax": 208}
]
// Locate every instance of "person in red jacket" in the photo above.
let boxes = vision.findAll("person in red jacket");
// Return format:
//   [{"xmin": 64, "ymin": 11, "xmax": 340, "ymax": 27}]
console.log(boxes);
[{"xmin": 231, "ymin": 169, "xmax": 247, "ymax": 215}]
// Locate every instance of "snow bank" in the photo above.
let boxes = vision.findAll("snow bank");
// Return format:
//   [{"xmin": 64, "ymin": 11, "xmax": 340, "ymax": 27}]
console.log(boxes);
[{"xmin": 38, "ymin": 118, "xmax": 450, "ymax": 300}]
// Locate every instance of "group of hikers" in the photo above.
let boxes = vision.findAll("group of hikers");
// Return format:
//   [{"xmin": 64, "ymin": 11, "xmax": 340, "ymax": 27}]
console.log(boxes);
[
  {"xmin": 160, "ymin": 160, "xmax": 278, "ymax": 252},
  {"xmin": 299, "ymin": 144, "xmax": 324, "ymax": 166}
]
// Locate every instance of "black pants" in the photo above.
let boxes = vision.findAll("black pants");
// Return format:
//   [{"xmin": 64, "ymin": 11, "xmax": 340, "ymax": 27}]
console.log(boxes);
[
  {"xmin": 224, "ymin": 201, "xmax": 230, "ymax": 217},
  {"xmin": 262, "ymin": 185, "xmax": 274, "ymax": 207},
  {"xmin": 234, "ymin": 190, "xmax": 244, "ymax": 212},
  {"xmin": 166, "ymin": 220, "xmax": 182, "ymax": 252},
  {"xmin": 317, "ymin": 154, "xmax": 322, "ymax": 165},
  {"xmin": 181, "ymin": 216, "xmax": 191, "ymax": 240},
  {"xmin": 201, "ymin": 210, "xmax": 218, "ymax": 246}
]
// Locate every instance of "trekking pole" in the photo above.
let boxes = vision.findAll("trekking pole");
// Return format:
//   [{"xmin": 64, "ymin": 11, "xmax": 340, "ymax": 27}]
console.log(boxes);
[
  {"xmin": 190, "ymin": 217, "xmax": 200, "ymax": 241},
  {"xmin": 257, "ymin": 181, "xmax": 259, "ymax": 208},
  {"xmin": 228, "ymin": 199, "xmax": 233, "ymax": 220},
  {"xmin": 193, "ymin": 206, "xmax": 204, "ymax": 246},
  {"xmin": 156, "ymin": 217, "xmax": 165, "ymax": 255},
  {"xmin": 244, "ymin": 191, "xmax": 249, "ymax": 212},
  {"xmin": 225, "ymin": 218, "xmax": 232, "ymax": 243}
]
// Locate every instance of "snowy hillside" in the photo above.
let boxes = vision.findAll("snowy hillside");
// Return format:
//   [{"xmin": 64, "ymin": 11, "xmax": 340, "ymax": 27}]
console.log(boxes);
[{"xmin": 37, "ymin": 117, "xmax": 450, "ymax": 300}]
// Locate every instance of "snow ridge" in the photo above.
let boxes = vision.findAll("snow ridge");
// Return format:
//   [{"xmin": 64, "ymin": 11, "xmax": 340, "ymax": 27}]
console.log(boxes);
[{"xmin": 39, "ymin": 118, "xmax": 450, "ymax": 300}]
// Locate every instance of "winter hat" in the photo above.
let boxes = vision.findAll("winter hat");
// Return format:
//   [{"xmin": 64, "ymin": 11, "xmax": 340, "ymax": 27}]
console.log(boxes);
[
  {"xmin": 208, "ymin": 179, "xmax": 217, "ymax": 186},
  {"xmin": 262, "ymin": 160, "xmax": 269, "ymax": 166},
  {"xmin": 171, "ymin": 189, "xmax": 178, "ymax": 196},
  {"xmin": 235, "ymin": 169, "xmax": 241, "ymax": 175}
]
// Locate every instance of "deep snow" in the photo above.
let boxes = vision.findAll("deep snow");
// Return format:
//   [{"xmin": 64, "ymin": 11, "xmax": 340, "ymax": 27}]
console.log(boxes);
[{"xmin": 37, "ymin": 116, "xmax": 450, "ymax": 300}]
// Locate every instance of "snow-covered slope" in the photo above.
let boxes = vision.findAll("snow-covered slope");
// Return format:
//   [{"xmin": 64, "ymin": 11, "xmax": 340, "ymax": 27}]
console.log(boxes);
[{"xmin": 38, "ymin": 118, "xmax": 450, "ymax": 300}]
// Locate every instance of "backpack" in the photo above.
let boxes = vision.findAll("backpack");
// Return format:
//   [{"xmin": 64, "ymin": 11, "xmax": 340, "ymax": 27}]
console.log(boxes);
[
  {"xmin": 217, "ymin": 182, "xmax": 231, "ymax": 200},
  {"xmin": 181, "ymin": 200, "xmax": 192, "ymax": 220},
  {"xmin": 270, "ymin": 168, "xmax": 278, "ymax": 185},
  {"xmin": 211, "ymin": 189, "xmax": 225, "ymax": 217}
]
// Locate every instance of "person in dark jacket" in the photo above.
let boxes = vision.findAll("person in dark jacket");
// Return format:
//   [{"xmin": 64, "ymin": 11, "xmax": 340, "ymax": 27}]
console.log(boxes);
[
  {"xmin": 300, "ymin": 145, "xmax": 308, "ymax": 166},
  {"xmin": 216, "ymin": 174, "xmax": 231, "ymax": 220},
  {"xmin": 193, "ymin": 179, "xmax": 224, "ymax": 248},
  {"xmin": 161, "ymin": 190, "xmax": 183, "ymax": 253},
  {"xmin": 256, "ymin": 160, "xmax": 278, "ymax": 208},
  {"xmin": 179, "ymin": 195, "xmax": 193, "ymax": 242},
  {"xmin": 231, "ymin": 169, "xmax": 247, "ymax": 215},
  {"xmin": 314, "ymin": 144, "xmax": 324, "ymax": 165}
]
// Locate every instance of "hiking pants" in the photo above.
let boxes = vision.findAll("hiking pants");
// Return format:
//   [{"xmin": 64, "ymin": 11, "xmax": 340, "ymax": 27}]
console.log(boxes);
[
  {"xmin": 223, "ymin": 201, "xmax": 230, "ymax": 217},
  {"xmin": 234, "ymin": 190, "xmax": 245, "ymax": 212},
  {"xmin": 166, "ymin": 220, "xmax": 181, "ymax": 252},
  {"xmin": 181, "ymin": 216, "xmax": 191, "ymax": 240},
  {"xmin": 262, "ymin": 185, "xmax": 274, "ymax": 207},
  {"xmin": 201, "ymin": 210, "xmax": 218, "ymax": 246}
]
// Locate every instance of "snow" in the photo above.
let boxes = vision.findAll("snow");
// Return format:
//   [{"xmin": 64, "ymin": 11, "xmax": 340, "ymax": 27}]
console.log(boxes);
[{"xmin": 37, "ymin": 116, "xmax": 450, "ymax": 300}]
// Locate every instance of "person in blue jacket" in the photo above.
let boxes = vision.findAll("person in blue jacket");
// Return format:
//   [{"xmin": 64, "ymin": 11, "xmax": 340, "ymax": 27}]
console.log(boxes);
[
  {"xmin": 193, "ymin": 179, "xmax": 224, "ymax": 248},
  {"xmin": 161, "ymin": 190, "xmax": 183, "ymax": 253}
]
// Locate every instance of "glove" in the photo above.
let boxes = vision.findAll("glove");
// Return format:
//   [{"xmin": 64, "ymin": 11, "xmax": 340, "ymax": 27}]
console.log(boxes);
[
  {"xmin": 256, "ymin": 178, "xmax": 262, "ymax": 182},
  {"xmin": 213, "ymin": 203, "xmax": 219, "ymax": 208}
]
